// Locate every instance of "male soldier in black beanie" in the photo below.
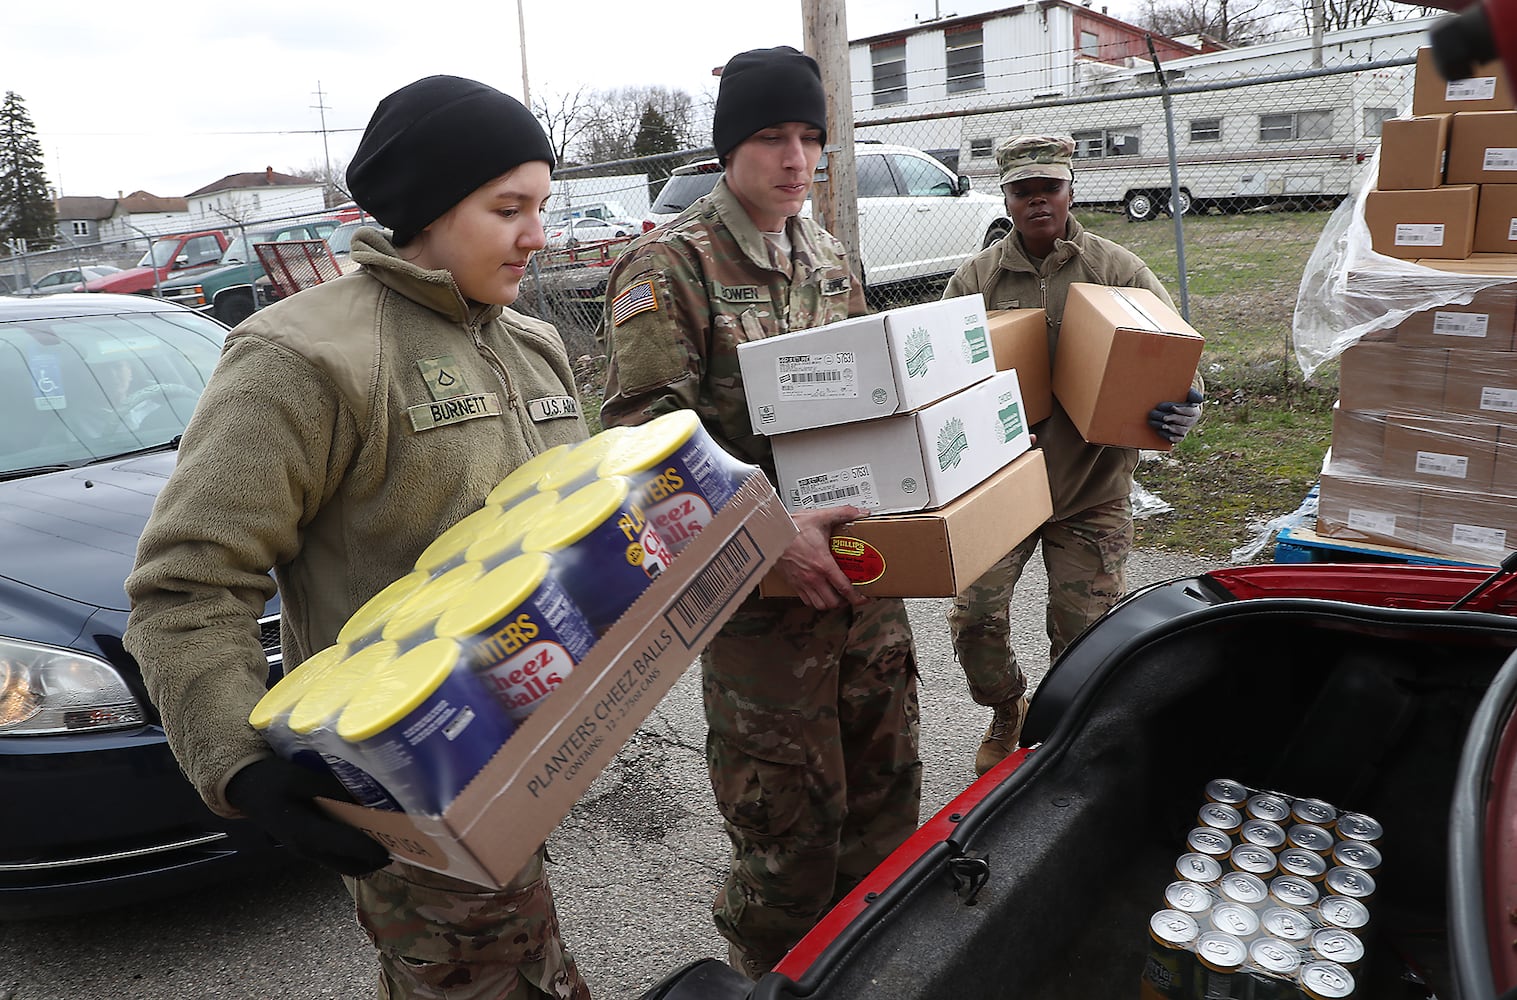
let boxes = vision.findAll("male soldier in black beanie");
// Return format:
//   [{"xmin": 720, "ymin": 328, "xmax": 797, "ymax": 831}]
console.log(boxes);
[
  {"xmin": 600, "ymin": 46, "xmax": 922, "ymax": 979},
  {"xmin": 125, "ymin": 75, "xmax": 592, "ymax": 1000}
]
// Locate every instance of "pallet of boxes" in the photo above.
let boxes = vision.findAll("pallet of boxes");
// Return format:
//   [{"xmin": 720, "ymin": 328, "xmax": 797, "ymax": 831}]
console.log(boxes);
[
  {"xmin": 1324, "ymin": 46, "xmax": 1517, "ymax": 566},
  {"xmin": 742, "ymin": 290, "xmax": 1201, "ymax": 599}
]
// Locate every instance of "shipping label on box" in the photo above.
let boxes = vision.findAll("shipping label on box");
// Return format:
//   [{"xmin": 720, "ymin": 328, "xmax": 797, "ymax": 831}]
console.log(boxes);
[
  {"xmin": 987, "ymin": 308, "xmax": 1053, "ymax": 425},
  {"xmin": 1337, "ymin": 342, "xmax": 1447, "ymax": 413},
  {"xmin": 1418, "ymin": 485, "xmax": 1517, "ymax": 563},
  {"xmin": 773, "ymin": 369, "xmax": 1031, "ymax": 515},
  {"xmin": 1443, "ymin": 348, "xmax": 1517, "ymax": 419},
  {"xmin": 1052, "ymin": 283, "xmax": 1203, "ymax": 450},
  {"xmin": 759, "ymin": 449, "xmax": 1053, "ymax": 598},
  {"xmin": 739, "ymin": 295, "xmax": 994, "ymax": 435},
  {"xmin": 1364, "ymin": 185, "xmax": 1479, "ymax": 260},
  {"xmin": 1413, "ymin": 47, "xmax": 1515, "ymax": 115},
  {"xmin": 318, "ymin": 474, "xmax": 797, "ymax": 888}
]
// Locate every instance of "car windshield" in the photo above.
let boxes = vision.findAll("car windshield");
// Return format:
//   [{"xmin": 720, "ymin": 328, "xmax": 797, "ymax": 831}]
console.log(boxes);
[
  {"xmin": 0, "ymin": 308, "xmax": 226, "ymax": 476},
  {"xmin": 652, "ymin": 172, "xmax": 722, "ymax": 214},
  {"xmin": 139, "ymin": 240, "xmax": 181, "ymax": 268},
  {"xmin": 219, "ymin": 233, "xmax": 278, "ymax": 265}
]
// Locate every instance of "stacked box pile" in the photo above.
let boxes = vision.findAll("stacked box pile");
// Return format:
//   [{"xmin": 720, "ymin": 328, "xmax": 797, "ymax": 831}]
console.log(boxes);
[
  {"xmin": 741, "ymin": 295, "xmax": 1054, "ymax": 597},
  {"xmin": 1365, "ymin": 47, "xmax": 1516, "ymax": 262},
  {"xmin": 1140, "ymin": 778, "xmax": 1382, "ymax": 1000},
  {"xmin": 1321, "ymin": 49, "xmax": 1517, "ymax": 564}
]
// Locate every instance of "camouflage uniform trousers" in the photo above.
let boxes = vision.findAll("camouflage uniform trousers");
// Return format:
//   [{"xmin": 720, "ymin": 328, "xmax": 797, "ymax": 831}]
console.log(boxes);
[
  {"xmin": 344, "ymin": 849, "xmax": 591, "ymax": 1000},
  {"xmin": 948, "ymin": 496, "xmax": 1133, "ymax": 707},
  {"xmin": 703, "ymin": 590, "xmax": 922, "ymax": 979}
]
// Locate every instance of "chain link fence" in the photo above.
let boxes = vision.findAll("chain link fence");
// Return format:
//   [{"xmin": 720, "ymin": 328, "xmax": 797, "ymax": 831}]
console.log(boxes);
[{"xmin": 517, "ymin": 50, "xmax": 1416, "ymax": 364}]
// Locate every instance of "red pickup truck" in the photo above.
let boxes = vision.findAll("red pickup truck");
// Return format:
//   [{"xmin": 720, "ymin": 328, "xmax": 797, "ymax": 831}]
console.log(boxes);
[{"xmin": 85, "ymin": 230, "xmax": 229, "ymax": 296}]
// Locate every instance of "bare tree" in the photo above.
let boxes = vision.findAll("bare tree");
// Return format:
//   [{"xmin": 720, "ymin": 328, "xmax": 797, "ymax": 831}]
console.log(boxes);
[
  {"xmin": 288, "ymin": 158, "xmax": 350, "ymax": 208},
  {"xmin": 579, "ymin": 86, "xmax": 705, "ymax": 164},
  {"xmin": 1133, "ymin": 0, "xmax": 1286, "ymax": 44},
  {"xmin": 1296, "ymin": 0, "xmax": 1443, "ymax": 31},
  {"xmin": 533, "ymin": 87, "xmax": 597, "ymax": 165}
]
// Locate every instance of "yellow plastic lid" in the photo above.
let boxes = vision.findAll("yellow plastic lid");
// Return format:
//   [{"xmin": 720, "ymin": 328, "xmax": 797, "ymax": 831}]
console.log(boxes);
[
  {"xmin": 434, "ymin": 552, "xmax": 554, "ymax": 640},
  {"xmin": 536, "ymin": 427, "xmax": 632, "ymax": 494},
  {"xmin": 380, "ymin": 562, "xmax": 486, "ymax": 644},
  {"xmin": 521, "ymin": 477, "xmax": 630, "ymax": 552},
  {"xmin": 335, "ymin": 638, "xmax": 462, "ymax": 743},
  {"xmin": 415, "ymin": 506, "xmax": 505, "ymax": 576},
  {"xmin": 487, "ymin": 444, "xmax": 574, "ymax": 508},
  {"xmin": 286, "ymin": 641, "xmax": 399, "ymax": 736},
  {"xmin": 465, "ymin": 490, "xmax": 561, "ymax": 566},
  {"xmin": 599, "ymin": 410, "xmax": 699, "ymax": 477},
  {"xmin": 338, "ymin": 570, "xmax": 431, "ymax": 646},
  {"xmin": 248, "ymin": 643, "xmax": 350, "ymax": 731}
]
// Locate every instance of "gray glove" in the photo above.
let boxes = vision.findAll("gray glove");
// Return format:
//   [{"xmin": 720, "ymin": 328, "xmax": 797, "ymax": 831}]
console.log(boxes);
[{"xmin": 1148, "ymin": 389, "xmax": 1204, "ymax": 444}]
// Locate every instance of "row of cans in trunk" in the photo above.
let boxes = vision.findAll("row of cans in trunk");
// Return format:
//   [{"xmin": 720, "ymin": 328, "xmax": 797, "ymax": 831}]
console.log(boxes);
[
  {"xmin": 1140, "ymin": 778, "xmax": 1384, "ymax": 999},
  {"xmin": 247, "ymin": 410, "xmax": 754, "ymax": 817}
]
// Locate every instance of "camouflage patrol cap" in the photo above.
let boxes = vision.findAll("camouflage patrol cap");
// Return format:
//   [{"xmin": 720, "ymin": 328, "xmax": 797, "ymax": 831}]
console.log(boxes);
[{"xmin": 997, "ymin": 134, "xmax": 1075, "ymax": 186}]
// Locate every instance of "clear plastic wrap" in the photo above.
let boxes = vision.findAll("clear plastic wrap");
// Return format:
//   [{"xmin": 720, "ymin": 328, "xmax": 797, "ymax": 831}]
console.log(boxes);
[{"xmin": 1292, "ymin": 144, "xmax": 1517, "ymax": 378}]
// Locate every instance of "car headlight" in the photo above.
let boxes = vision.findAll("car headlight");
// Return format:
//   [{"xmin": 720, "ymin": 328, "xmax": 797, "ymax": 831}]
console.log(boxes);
[{"xmin": 0, "ymin": 638, "xmax": 146, "ymax": 735}]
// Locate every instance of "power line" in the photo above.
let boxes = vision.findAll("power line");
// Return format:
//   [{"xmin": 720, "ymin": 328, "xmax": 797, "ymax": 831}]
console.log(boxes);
[{"xmin": 39, "ymin": 128, "xmax": 366, "ymax": 137}]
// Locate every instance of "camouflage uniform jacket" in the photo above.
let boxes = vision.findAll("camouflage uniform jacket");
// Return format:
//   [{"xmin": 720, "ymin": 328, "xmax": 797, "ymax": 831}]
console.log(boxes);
[
  {"xmin": 125, "ymin": 229, "xmax": 588, "ymax": 816},
  {"xmin": 944, "ymin": 216, "xmax": 1200, "ymax": 519},
  {"xmin": 599, "ymin": 176, "xmax": 866, "ymax": 468}
]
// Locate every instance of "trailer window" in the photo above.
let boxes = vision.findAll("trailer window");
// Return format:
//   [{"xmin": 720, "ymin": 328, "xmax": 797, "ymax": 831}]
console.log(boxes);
[
  {"xmin": 1072, "ymin": 128, "xmax": 1140, "ymax": 159},
  {"xmin": 1259, "ymin": 110, "xmax": 1333, "ymax": 142},
  {"xmin": 946, "ymin": 25, "xmax": 985, "ymax": 95},
  {"xmin": 1189, "ymin": 118, "xmax": 1222, "ymax": 143},
  {"xmin": 1363, "ymin": 107, "xmax": 1396, "ymax": 137},
  {"xmin": 872, "ymin": 42, "xmax": 907, "ymax": 107},
  {"xmin": 969, "ymin": 137, "xmax": 995, "ymax": 159}
]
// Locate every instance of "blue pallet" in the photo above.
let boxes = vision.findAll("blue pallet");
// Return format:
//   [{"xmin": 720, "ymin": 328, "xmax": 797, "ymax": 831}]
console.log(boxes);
[{"xmin": 1273, "ymin": 521, "xmax": 1493, "ymax": 568}]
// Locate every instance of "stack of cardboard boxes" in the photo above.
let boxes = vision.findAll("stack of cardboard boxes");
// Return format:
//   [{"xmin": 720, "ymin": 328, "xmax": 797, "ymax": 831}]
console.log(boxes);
[
  {"xmin": 738, "ymin": 295, "xmax": 1054, "ymax": 597},
  {"xmin": 1321, "ymin": 49, "xmax": 1517, "ymax": 564},
  {"xmin": 1365, "ymin": 48, "xmax": 1517, "ymax": 261}
]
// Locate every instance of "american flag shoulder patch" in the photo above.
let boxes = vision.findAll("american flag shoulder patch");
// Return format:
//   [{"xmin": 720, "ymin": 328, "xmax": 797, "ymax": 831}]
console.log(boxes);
[{"xmin": 612, "ymin": 278, "xmax": 659, "ymax": 326}]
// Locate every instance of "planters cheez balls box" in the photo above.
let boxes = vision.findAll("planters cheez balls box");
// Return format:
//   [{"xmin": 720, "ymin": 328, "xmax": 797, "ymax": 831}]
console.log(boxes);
[{"xmin": 737, "ymin": 294, "xmax": 995, "ymax": 435}]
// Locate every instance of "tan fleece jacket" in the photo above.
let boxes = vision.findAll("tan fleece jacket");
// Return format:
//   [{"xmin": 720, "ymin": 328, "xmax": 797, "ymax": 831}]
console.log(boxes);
[
  {"xmin": 123, "ymin": 230, "xmax": 588, "ymax": 816},
  {"xmin": 944, "ymin": 217, "xmax": 1201, "ymax": 520}
]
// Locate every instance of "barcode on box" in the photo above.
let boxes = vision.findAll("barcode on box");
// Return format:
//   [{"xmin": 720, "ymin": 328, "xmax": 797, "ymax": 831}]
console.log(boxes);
[
  {"xmin": 1481, "ymin": 387, "xmax": 1517, "ymax": 412},
  {"xmin": 1395, "ymin": 224, "xmax": 1445, "ymax": 247},
  {"xmin": 666, "ymin": 529, "xmax": 761, "ymax": 646},
  {"xmin": 1484, "ymin": 148, "xmax": 1517, "ymax": 171},
  {"xmin": 1415, "ymin": 451, "xmax": 1469, "ymax": 479},
  {"xmin": 1432, "ymin": 312, "xmax": 1489, "ymax": 337},
  {"xmin": 1452, "ymin": 523, "xmax": 1507, "ymax": 551},
  {"xmin": 1447, "ymin": 77, "xmax": 1498, "ymax": 101},
  {"xmin": 1347, "ymin": 509, "xmax": 1396, "ymax": 534},
  {"xmin": 790, "ymin": 370, "xmax": 843, "ymax": 383}
]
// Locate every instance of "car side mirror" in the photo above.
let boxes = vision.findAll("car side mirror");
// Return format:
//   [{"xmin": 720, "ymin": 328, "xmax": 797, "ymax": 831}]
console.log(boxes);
[
  {"xmin": 956, "ymin": 175, "xmax": 972, "ymax": 196},
  {"xmin": 172, "ymin": 254, "xmax": 190, "ymax": 269}
]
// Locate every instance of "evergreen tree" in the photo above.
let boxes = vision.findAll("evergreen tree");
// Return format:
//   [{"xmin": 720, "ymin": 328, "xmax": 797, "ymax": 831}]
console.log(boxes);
[
  {"xmin": 0, "ymin": 92, "xmax": 57, "ymax": 250},
  {"xmin": 631, "ymin": 103, "xmax": 679, "ymax": 159}
]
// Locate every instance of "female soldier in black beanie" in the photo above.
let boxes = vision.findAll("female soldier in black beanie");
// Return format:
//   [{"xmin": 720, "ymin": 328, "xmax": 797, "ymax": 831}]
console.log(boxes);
[{"xmin": 125, "ymin": 75, "xmax": 592, "ymax": 1000}]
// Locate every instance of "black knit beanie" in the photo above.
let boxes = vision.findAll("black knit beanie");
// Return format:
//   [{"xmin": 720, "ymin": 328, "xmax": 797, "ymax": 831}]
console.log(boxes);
[
  {"xmin": 713, "ymin": 46, "xmax": 828, "ymax": 160},
  {"xmin": 347, "ymin": 76, "xmax": 555, "ymax": 246}
]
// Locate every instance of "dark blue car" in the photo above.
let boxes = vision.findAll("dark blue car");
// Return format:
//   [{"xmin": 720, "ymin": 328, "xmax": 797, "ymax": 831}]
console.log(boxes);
[{"xmin": 0, "ymin": 293, "xmax": 283, "ymax": 918}]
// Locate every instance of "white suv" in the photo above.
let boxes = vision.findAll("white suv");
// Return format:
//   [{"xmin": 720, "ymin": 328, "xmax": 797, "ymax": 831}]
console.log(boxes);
[{"xmin": 649, "ymin": 143, "xmax": 1011, "ymax": 290}]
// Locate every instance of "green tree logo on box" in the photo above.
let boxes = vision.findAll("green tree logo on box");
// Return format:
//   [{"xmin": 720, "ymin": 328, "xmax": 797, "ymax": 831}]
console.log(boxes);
[
  {"xmin": 937, "ymin": 416, "xmax": 969, "ymax": 471},
  {"xmin": 962, "ymin": 324, "xmax": 990, "ymax": 365},
  {"xmin": 904, "ymin": 327, "xmax": 935, "ymax": 379},
  {"xmin": 998, "ymin": 400, "xmax": 1024, "ymax": 442}
]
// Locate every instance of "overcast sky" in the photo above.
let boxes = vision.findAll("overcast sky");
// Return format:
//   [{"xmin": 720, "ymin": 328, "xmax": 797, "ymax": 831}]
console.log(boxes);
[{"xmin": 4, "ymin": 0, "xmax": 1142, "ymax": 202}]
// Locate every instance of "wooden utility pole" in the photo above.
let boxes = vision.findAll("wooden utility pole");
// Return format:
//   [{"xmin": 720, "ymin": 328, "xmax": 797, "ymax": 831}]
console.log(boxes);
[{"xmin": 802, "ymin": 0, "xmax": 860, "ymax": 265}]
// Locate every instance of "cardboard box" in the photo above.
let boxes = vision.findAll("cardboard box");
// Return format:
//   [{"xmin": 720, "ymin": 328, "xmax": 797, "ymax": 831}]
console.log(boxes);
[
  {"xmin": 1443, "ymin": 348, "xmax": 1517, "ymax": 420},
  {"xmin": 987, "ymin": 308, "xmax": 1052, "ymax": 425},
  {"xmin": 320, "ymin": 474, "xmax": 797, "ymax": 887},
  {"xmin": 1382, "ymin": 412, "xmax": 1500, "ymax": 489},
  {"xmin": 758, "ymin": 449, "xmax": 1053, "ymax": 598},
  {"xmin": 1446, "ymin": 111, "xmax": 1517, "ymax": 185},
  {"xmin": 1052, "ymin": 283, "xmax": 1204, "ymax": 450},
  {"xmin": 1415, "ymin": 253, "xmax": 1517, "ymax": 275},
  {"xmin": 1330, "ymin": 402, "xmax": 1384, "ymax": 473},
  {"xmin": 738, "ymin": 294, "xmax": 994, "ymax": 435},
  {"xmin": 1417, "ymin": 485, "xmax": 1517, "ymax": 563},
  {"xmin": 1475, "ymin": 185, "xmax": 1517, "ymax": 254},
  {"xmin": 1336, "ymin": 342, "xmax": 1446, "ymax": 413},
  {"xmin": 1495, "ymin": 426, "xmax": 1517, "ymax": 493},
  {"xmin": 1412, "ymin": 46, "xmax": 1515, "ymax": 115},
  {"xmin": 1363, "ymin": 185, "xmax": 1479, "ymax": 261},
  {"xmin": 1394, "ymin": 285, "xmax": 1517, "ymax": 350},
  {"xmin": 771, "ymin": 369, "xmax": 1033, "ymax": 515},
  {"xmin": 1377, "ymin": 114, "xmax": 1450, "ymax": 190},
  {"xmin": 1318, "ymin": 457, "xmax": 1420, "ymax": 549}
]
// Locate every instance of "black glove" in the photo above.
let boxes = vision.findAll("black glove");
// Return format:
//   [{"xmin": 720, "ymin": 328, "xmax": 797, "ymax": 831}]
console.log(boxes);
[
  {"xmin": 1148, "ymin": 388, "xmax": 1205, "ymax": 444},
  {"xmin": 226, "ymin": 757, "xmax": 391, "ymax": 877}
]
